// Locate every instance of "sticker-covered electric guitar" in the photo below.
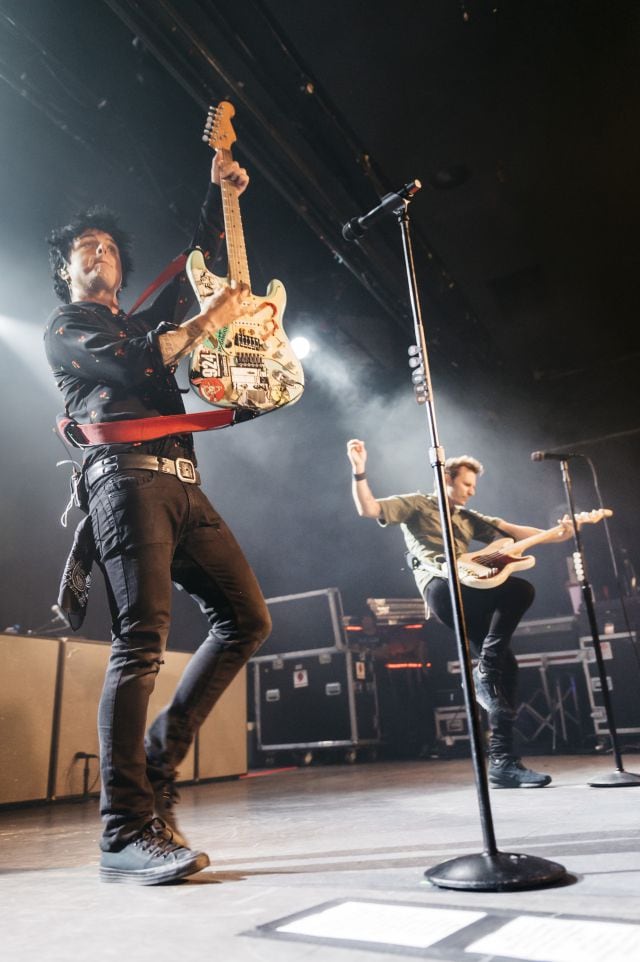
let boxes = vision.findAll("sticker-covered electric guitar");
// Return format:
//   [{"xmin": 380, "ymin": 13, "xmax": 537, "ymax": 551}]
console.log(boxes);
[{"xmin": 187, "ymin": 101, "xmax": 304, "ymax": 414}]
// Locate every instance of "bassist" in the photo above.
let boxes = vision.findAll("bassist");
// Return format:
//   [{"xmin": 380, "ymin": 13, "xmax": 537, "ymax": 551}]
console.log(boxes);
[{"xmin": 346, "ymin": 439, "xmax": 573, "ymax": 788}]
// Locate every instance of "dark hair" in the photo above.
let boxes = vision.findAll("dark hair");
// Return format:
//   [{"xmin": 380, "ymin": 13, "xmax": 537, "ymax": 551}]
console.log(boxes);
[{"xmin": 47, "ymin": 206, "xmax": 134, "ymax": 303}]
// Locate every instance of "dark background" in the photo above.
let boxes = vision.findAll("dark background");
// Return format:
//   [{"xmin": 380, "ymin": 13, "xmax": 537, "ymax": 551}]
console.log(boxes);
[{"xmin": 0, "ymin": 0, "xmax": 638, "ymax": 647}]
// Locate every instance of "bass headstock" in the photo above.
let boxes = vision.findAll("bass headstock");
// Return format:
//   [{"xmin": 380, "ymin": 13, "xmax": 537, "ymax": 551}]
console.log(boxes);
[
  {"xmin": 202, "ymin": 101, "xmax": 237, "ymax": 152},
  {"xmin": 574, "ymin": 508, "xmax": 613, "ymax": 525}
]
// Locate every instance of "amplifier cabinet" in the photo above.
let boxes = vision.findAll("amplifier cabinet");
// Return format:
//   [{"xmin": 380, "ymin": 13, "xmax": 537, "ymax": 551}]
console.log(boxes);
[
  {"xmin": 580, "ymin": 632, "xmax": 640, "ymax": 736},
  {"xmin": 0, "ymin": 635, "xmax": 60, "ymax": 805},
  {"xmin": 0, "ymin": 635, "xmax": 247, "ymax": 806},
  {"xmin": 254, "ymin": 649, "xmax": 379, "ymax": 750}
]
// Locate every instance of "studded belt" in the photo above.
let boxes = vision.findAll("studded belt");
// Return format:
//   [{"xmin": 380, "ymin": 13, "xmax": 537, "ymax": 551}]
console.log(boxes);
[{"xmin": 84, "ymin": 454, "xmax": 200, "ymax": 488}]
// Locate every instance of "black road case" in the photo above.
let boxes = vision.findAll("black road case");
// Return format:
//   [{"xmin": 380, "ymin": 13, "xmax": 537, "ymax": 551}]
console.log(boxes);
[
  {"xmin": 581, "ymin": 631, "xmax": 640, "ymax": 738},
  {"xmin": 254, "ymin": 648, "xmax": 380, "ymax": 751}
]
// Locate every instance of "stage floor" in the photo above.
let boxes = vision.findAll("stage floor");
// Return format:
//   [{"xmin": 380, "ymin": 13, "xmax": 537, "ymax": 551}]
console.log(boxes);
[{"xmin": 2, "ymin": 755, "xmax": 640, "ymax": 961}]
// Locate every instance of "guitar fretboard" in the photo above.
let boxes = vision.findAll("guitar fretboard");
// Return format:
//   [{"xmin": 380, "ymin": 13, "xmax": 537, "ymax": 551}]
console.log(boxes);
[{"xmin": 219, "ymin": 148, "xmax": 251, "ymax": 290}]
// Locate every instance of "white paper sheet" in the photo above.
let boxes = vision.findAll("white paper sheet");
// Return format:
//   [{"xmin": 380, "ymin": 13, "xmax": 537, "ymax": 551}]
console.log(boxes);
[
  {"xmin": 466, "ymin": 915, "xmax": 640, "ymax": 962},
  {"xmin": 277, "ymin": 900, "xmax": 485, "ymax": 949}
]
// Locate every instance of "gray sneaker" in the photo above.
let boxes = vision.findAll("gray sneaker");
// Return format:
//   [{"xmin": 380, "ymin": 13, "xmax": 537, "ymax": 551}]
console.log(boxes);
[
  {"xmin": 489, "ymin": 756, "xmax": 552, "ymax": 789},
  {"xmin": 99, "ymin": 818, "xmax": 209, "ymax": 884}
]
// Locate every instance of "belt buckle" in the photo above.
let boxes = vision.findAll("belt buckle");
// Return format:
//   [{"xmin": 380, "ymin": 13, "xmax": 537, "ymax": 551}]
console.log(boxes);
[{"xmin": 175, "ymin": 458, "xmax": 197, "ymax": 484}]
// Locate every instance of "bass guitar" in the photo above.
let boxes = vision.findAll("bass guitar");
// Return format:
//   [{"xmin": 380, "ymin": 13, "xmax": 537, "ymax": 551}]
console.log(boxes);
[
  {"xmin": 445, "ymin": 509, "xmax": 612, "ymax": 589},
  {"xmin": 187, "ymin": 102, "xmax": 304, "ymax": 415}
]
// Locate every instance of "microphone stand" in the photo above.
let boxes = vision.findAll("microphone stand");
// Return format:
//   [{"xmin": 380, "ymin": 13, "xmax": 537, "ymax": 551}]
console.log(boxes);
[
  {"xmin": 558, "ymin": 459, "xmax": 640, "ymax": 787},
  {"xmin": 393, "ymin": 198, "xmax": 566, "ymax": 890},
  {"xmin": 28, "ymin": 618, "xmax": 70, "ymax": 637}
]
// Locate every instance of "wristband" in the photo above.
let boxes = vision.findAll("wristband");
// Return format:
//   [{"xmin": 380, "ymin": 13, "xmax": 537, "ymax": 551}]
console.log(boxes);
[{"xmin": 353, "ymin": 472, "xmax": 367, "ymax": 481}]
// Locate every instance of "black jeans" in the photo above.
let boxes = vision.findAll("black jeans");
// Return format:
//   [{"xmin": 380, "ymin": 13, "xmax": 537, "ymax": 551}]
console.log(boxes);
[
  {"xmin": 426, "ymin": 576, "xmax": 534, "ymax": 757},
  {"xmin": 88, "ymin": 468, "xmax": 271, "ymax": 850}
]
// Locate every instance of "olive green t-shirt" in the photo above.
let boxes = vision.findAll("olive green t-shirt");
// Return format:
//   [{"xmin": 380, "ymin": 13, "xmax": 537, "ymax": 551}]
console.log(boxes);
[{"xmin": 376, "ymin": 491, "xmax": 506, "ymax": 595}]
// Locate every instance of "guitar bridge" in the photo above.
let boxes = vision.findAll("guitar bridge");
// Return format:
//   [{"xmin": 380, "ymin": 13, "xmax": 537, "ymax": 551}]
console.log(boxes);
[{"xmin": 234, "ymin": 352, "xmax": 264, "ymax": 367}]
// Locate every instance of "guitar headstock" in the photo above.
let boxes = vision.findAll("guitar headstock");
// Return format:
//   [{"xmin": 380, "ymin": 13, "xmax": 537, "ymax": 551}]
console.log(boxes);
[
  {"xmin": 574, "ymin": 508, "xmax": 613, "ymax": 525},
  {"xmin": 202, "ymin": 102, "xmax": 237, "ymax": 153}
]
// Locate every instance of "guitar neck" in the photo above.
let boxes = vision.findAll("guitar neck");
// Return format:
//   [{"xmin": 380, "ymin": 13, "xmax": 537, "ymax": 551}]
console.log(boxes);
[
  {"xmin": 508, "ymin": 510, "xmax": 610, "ymax": 556},
  {"xmin": 218, "ymin": 148, "xmax": 252, "ymax": 290}
]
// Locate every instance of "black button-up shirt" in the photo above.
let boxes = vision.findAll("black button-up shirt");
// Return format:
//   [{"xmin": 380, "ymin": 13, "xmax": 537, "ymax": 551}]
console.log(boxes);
[{"xmin": 44, "ymin": 185, "xmax": 224, "ymax": 468}]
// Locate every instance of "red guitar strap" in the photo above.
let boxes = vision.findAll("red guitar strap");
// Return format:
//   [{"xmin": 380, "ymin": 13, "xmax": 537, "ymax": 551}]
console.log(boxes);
[
  {"xmin": 125, "ymin": 252, "xmax": 188, "ymax": 318},
  {"xmin": 57, "ymin": 409, "xmax": 241, "ymax": 448}
]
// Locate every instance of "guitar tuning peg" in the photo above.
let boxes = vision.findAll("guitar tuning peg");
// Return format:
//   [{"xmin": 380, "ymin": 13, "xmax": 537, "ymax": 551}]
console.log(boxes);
[{"xmin": 201, "ymin": 135, "xmax": 211, "ymax": 143}]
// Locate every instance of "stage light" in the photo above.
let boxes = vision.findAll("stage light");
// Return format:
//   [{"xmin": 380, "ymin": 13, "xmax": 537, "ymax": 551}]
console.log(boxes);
[
  {"xmin": 0, "ymin": 314, "xmax": 59, "ymax": 397},
  {"xmin": 291, "ymin": 335, "xmax": 312, "ymax": 360}
]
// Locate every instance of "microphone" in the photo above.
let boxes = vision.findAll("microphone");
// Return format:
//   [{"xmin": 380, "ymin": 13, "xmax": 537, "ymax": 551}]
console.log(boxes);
[
  {"xmin": 530, "ymin": 451, "xmax": 584, "ymax": 462},
  {"xmin": 342, "ymin": 180, "xmax": 422, "ymax": 241},
  {"xmin": 51, "ymin": 604, "xmax": 71, "ymax": 628}
]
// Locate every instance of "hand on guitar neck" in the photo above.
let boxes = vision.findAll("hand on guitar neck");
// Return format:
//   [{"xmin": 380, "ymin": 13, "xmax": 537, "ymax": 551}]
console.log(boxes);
[
  {"xmin": 211, "ymin": 152, "xmax": 250, "ymax": 195},
  {"xmin": 552, "ymin": 514, "xmax": 578, "ymax": 543}
]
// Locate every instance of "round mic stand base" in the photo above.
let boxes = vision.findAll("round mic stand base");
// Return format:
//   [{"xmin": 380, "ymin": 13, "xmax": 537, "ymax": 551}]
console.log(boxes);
[
  {"xmin": 588, "ymin": 769, "xmax": 640, "ymax": 788},
  {"xmin": 425, "ymin": 851, "xmax": 567, "ymax": 891}
]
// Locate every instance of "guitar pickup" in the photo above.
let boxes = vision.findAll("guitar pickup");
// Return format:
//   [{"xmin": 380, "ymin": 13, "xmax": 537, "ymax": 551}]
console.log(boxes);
[{"xmin": 234, "ymin": 332, "xmax": 263, "ymax": 351}]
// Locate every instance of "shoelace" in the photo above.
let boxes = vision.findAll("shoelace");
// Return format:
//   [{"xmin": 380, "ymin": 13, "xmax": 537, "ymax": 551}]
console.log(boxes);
[{"xmin": 134, "ymin": 817, "xmax": 183, "ymax": 856}]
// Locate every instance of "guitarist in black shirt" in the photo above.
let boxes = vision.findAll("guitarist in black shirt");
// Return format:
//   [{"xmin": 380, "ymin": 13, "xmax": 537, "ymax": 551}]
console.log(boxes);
[{"xmin": 45, "ymin": 154, "xmax": 271, "ymax": 884}]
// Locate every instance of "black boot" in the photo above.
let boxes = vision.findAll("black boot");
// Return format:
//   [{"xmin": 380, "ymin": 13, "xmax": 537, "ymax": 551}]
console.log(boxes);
[
  {"xmin": 472, "ymin": 663, "xmax": 515, "ymax": 718},
  {"xmin": 489, "ymin": 755, "xmax": 552, "ymax": 789}
]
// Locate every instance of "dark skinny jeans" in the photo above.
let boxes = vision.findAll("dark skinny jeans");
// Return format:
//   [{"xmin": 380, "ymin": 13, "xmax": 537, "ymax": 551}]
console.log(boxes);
[
  {"xmin": 426, "ymin": 576, "xmax": 535, "ymax": 757},
  {"xmin": 88, "ymin": 468, "xmax": 271, "ymax": 850}
]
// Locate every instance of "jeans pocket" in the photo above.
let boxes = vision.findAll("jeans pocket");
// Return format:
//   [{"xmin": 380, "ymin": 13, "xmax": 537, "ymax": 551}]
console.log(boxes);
[{"xmin": 105, "ymin": 470, "xmax": 157, "ymax": 507}]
